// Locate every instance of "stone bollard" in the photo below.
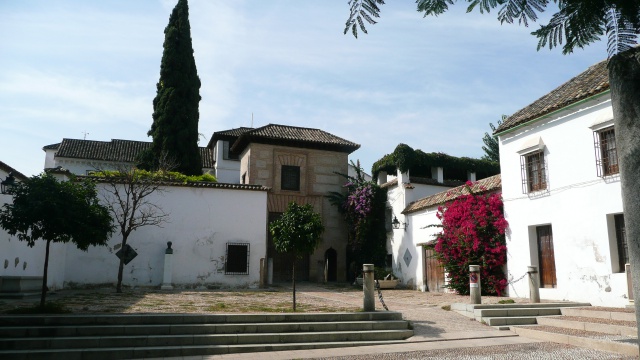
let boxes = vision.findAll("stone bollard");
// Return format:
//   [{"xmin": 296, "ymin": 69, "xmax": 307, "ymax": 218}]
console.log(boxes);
[
  {"xmin": 528, "ymin": 265, "xmax": 540, "ymax": 303},
  {"xmin": 469, "ymin": 265, "xmax": 481, "ymax": 304},
  {"xmin": 363, "ymin": 264, "xmax": 375, "ymax": 311},
  {"xmin": 161, "ymin": 241, "xmax": 174, "ymax": 290}
]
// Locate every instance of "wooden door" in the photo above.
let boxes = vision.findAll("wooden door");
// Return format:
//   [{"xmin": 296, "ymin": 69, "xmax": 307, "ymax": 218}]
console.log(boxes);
[
  {"xmin": 425, "ymin": 248, "xmax": 445, "ymax": 292},
  {"xmin": 536, "ymin": 225, "xmax": 557, "ymax": 288}
]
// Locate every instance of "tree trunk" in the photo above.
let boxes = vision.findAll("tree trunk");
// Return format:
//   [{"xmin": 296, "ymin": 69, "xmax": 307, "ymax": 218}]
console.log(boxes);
[
  {"xmin": 608, "ymin": 47, "xmax": 640, "ymax": 352},
  {"xmin": 116, "ymin": 236, "xmax": 128, "ymax": 293},
  {"xmin": 292, "ymin": 257, "xmax": 296, "ymax": 312},
  {"xmin": 40, "ymin": 239, "xmax": 51, "ymax": 308}
]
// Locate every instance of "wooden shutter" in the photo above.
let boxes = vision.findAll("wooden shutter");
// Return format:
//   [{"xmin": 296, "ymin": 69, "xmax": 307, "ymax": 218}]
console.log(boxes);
[{"xmin": 537, "ymin": 225, "xmax": 557, "ymax": 288}]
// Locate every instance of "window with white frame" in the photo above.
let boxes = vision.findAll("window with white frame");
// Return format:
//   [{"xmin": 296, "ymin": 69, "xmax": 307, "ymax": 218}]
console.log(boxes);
[
  {"xmin": 520, "ymin": 150, "xmax": 547, "ymax": 193},
  {"xmin": 225, "ymin": 243, "xmax": 250, "ymax": 275},
  {"xmin": 594, "ymin": 126, "xmax": 619, "ymax": 177}
]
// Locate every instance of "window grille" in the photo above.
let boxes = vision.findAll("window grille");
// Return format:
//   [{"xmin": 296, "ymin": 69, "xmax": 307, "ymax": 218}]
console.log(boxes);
[
  {"xmin": 520, "ymin": 151, "xmax": 546, "ymax": 194},
  {"xmin": 594, "ymin": 127, "xmax": 619, "ymax": 177},
  {"xmin": 225, "ymin": 243, "xmax": 250, "ymax": 275},
  {"xmin": 615, "ymin": 214, "xmax": 628, "ymax": 272},
  {"xmin": 281, "ymin": 165, "xmax": 300, "ymax": 191}
]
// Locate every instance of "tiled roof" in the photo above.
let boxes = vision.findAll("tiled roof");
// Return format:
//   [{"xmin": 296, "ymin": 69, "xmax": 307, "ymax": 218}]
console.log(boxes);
[
  {"xmin": 80, "ymin": 175, "xmax": 270, "ymax": 192},
  {"xmin": 42, "ymin": 143, "xmax": 60, "ymax": 150},
  {"xmin": 496, "ymin": 59, "xmax": 609, "ymax": 134},
  {"xmin": 380, "ymin": 176, "xmax": 465, "ymax": 189},
  {"xmin": 0, "ymin": 161, "xmax": 28, "ymax": 180},
  {"xmin": 402, "ymin": 174, "xmax": 501, "ymax": 214},
  {"xmin": 231, "ymin": 124, "xmax": 360, "ymax": 154},
  {"xmin": 207, "ymin": 127, "xmax": 253, "ymax": 148},
  {"xmin": 53, "ymin": 139, "xmax": 214, "ymax": 168}
]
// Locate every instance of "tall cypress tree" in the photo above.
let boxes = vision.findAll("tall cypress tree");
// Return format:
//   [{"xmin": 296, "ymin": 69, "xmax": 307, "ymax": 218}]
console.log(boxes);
[{"xmin": 146, "ymin": 0, "xmax": 202, "ymax": 175}]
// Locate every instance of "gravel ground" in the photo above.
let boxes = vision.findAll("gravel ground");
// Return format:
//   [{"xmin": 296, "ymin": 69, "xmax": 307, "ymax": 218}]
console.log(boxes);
[
  {"xmin": 528, "ymin": 325, "xmax": 636, "ymax": 341},
  {"xmin": 546, "ymin": 315, "xmax": 637, "ymax": 328},
  {"xmin": 314, "ymin": 342, "xmax": 637, "ymax": 360},
  {"xmin": 577, "ymin": 307, "xmax": 636, "ymax": 313}
]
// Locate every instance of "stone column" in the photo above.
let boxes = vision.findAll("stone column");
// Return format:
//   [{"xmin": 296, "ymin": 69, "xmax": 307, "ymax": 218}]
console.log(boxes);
[
  {"xmin": 161, "ymin": 242, "xmax": 174, "ymax": 290},
  {"xmin": 363, "ymin": 264, "xmax": 375, "ymax": 311},
  {"xmin": 469, "ymin": 265, "xmax": 481, "ymax": 304},
  {"xmin": 528, "ymin": 266, "xmax": 540, "ymax": 303}
]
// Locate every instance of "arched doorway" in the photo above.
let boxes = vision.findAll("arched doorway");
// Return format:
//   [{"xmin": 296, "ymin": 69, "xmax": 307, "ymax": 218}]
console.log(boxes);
[{"xmin": 325, "ymin": 248, "xmax": 337, "ymax": 282}]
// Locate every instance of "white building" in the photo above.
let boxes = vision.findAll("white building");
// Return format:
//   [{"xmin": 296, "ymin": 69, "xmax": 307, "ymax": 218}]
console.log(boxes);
[
  {"xmin": 373, "ymin": 144, "xmax": 500, "ymax": 290},
  {"xmin": 495, "ymin": 59, "xmax": 630, "ymax": 306},
  {"xmin": 399, "ymin": 175, "xmax": 501, "ymax": 293},
  {"xmin": 207, "ymin": 127, "xmax": 252, "ymax": 184}
]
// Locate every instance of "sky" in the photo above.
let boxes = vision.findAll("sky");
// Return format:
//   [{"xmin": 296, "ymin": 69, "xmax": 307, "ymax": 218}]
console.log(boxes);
[{"xmin": 0, "ymin": 0, "xmax": 608, "ymax": 177}]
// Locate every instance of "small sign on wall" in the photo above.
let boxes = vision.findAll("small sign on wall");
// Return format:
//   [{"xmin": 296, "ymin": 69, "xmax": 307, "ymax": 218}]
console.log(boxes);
[{"xmin": 116, "ymin": 244, "xmax": 138, "ymax": 265}]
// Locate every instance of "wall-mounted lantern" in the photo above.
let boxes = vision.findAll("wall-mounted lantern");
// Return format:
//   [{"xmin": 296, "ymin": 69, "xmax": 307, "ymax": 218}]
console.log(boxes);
[
  {"xmin": 1, "ymin": 173, "xmax": 16, "ymax": 195},
  {"xmin": 392, "ymin": 215, "xmax": 407, "ymax": 230}
]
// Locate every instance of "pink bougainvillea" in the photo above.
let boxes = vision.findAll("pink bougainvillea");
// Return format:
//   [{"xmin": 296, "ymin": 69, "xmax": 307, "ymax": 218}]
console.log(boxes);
[{"xmin": 433, "ymin": 183, "xmax": 508, "ymax": 296}]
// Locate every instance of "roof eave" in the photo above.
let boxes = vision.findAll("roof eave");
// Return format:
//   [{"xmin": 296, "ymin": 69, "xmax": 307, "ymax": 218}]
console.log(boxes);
[{"xmin": 495, "ymin": 89, "xmax": 611, "ymax": 137}]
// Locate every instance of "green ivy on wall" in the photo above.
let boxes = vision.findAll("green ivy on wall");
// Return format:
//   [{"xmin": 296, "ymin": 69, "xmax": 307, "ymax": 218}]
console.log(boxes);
[{"xmin": 372, "ymin": 144, "xmax": 499, "ymax": 181}]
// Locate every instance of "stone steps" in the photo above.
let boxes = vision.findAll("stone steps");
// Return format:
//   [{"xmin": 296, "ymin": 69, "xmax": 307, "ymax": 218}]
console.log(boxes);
[
  {"xmin": 451, "ymin": 302, "xmax": 591, "ymax": 328},
  {"xmin": 509, "ymin": 307, "xmax": 638, "ymax": 356},
  {"xmin": 0, "ymin": 312, "xmax": 413, "ymax": 359}
]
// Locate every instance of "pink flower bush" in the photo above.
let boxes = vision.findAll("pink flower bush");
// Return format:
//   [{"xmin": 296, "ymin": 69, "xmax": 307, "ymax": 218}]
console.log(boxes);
[{"xmin": 433, "ymin": 183, "xmax": 508, "ymax": 296}]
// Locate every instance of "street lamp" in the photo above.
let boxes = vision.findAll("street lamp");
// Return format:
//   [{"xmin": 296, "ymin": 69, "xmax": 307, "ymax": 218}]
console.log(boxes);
[
  {"xmin": 392, "ymin": 215, "xmax": 407, "ymax": 230},
  {"xmin": 1, "ymin": 173, "xmax": 16, "ymax": 194}
]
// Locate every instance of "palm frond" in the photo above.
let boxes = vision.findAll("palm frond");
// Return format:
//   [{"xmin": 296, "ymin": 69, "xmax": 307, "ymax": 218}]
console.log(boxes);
[
  {"xmin": 605, "ymin": 7, "xmax": 639, "ymax": 57},
  {"xmin": 466, "ymin": 0, "xmax": 507, "ymax": 14},
  {"xmin": 532, "ymin": 1, "xmax": 606, "ymax": 54},
  {"xmin": 497, "ymin": 0, "xmax": 548, "ymax": 26},
  {"xmin": 416, "ymin": 0, "xmax": 455, "ymax": 17},
  {"xmin": 344, "ymin": 0, "xmax": 385, "ymax": 38}
]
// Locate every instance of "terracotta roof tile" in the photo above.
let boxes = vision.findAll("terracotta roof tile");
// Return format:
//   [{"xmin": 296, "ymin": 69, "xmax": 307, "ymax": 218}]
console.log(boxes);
[
  {"xmin": 402, "ymin": 174, "xmax": 501, "ymax": 214},
  {"xmin": 496, "ymin": 59, "xmax": 609, "ymax": 134},
  {"xmin": 231, "ymin": 124, "xmax": 360, "ymax": 154},
  {"xmin": 0, "ymin": 161, "xmax": 28, "ymax": 180},
  {"xmin": 54, "ymin": 139, "xmax": 214, "ymax": 168},
  {"xmin": 207, "ymin": 127, "xmax": 254, "ymax": 148},
  {"xmin": 80, "ymin": 175, "xmax": 270, "ymax": 191}
]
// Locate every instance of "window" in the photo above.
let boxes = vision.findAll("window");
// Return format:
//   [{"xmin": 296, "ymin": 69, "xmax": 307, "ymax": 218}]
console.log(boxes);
[
  {"xmin": 223, "ymin": 141, "xmax": 239, "ymax": 161},
  {"xmin": 225, "ymin": 243, "xmax": 249, "ymax": 275},
  {"xmin": 536, "ymin": 225, "xmax": 557, "ymax": 288},
  {"xmin": 594, "ymin": 127, "xmax": 619, "ymax": 176},
  {"xmin": 281, "ymin": 165, "xmax": 300, "ymax": 191},
  {"xmin": 615, "ymin": 214, "xmax": 628, "ymax": 272},
  {"xmin": 521, "ymin": 151, "xmax": 547, "ymax": 193}
]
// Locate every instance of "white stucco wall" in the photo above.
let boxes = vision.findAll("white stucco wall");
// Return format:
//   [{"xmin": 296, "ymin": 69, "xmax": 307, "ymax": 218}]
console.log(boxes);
[
  {"xmin": 499, "ymin": 93, "xmax": 629, "ymax": 306},
  {"xmin": 63, "ymin": 184, "xmax": 268, "ymax": 288},
  {"xmin": 0, "ymin": 167, "xmax": 67, "ymax": 290},
  {"xmin": 213, "ymin": 140, "xmax": 241, "ymax": 184}
]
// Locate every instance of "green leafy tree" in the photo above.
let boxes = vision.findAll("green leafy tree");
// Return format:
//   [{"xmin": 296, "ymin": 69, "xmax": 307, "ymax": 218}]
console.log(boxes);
[
  {"xmin": 269, "ymin": 202, "xmax": 324, "ymax": 311},
  {"xmin": 344, "ymin": 1, "xmax": 640, "ymax": 345},
  {"xmin": 481, "ymin": 116, "xmax": 505, "ymax": 163},
  {"xmin": 91, "ymin": 166, "xmax": 171, "ymax": 293},
  {"xmin": 0, "ymin": 174, "xmax": 113, "ymax": 307},
  {"xmin": 145, "ymin": 0, "xmax": 202, "ymax": 175}
]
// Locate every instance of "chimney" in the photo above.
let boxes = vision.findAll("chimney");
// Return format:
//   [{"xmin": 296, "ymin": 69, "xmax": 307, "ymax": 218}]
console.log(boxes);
[
  {"xmin": 431, "ymin": 167, "xmax": 443, "ymax": 183},
  {"xmin": 377, "ymin": 171, "xmax": 388, "ymax": 186},
  {"xmin": 467, "ymin": 171, "xmax": 477, "ymax": 182}
]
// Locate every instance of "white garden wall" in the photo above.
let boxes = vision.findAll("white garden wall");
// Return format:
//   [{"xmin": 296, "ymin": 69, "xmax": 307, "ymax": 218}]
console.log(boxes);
[{"xmin": 63, "ymin": 183, "xmax": 268, "ymax": 289}]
